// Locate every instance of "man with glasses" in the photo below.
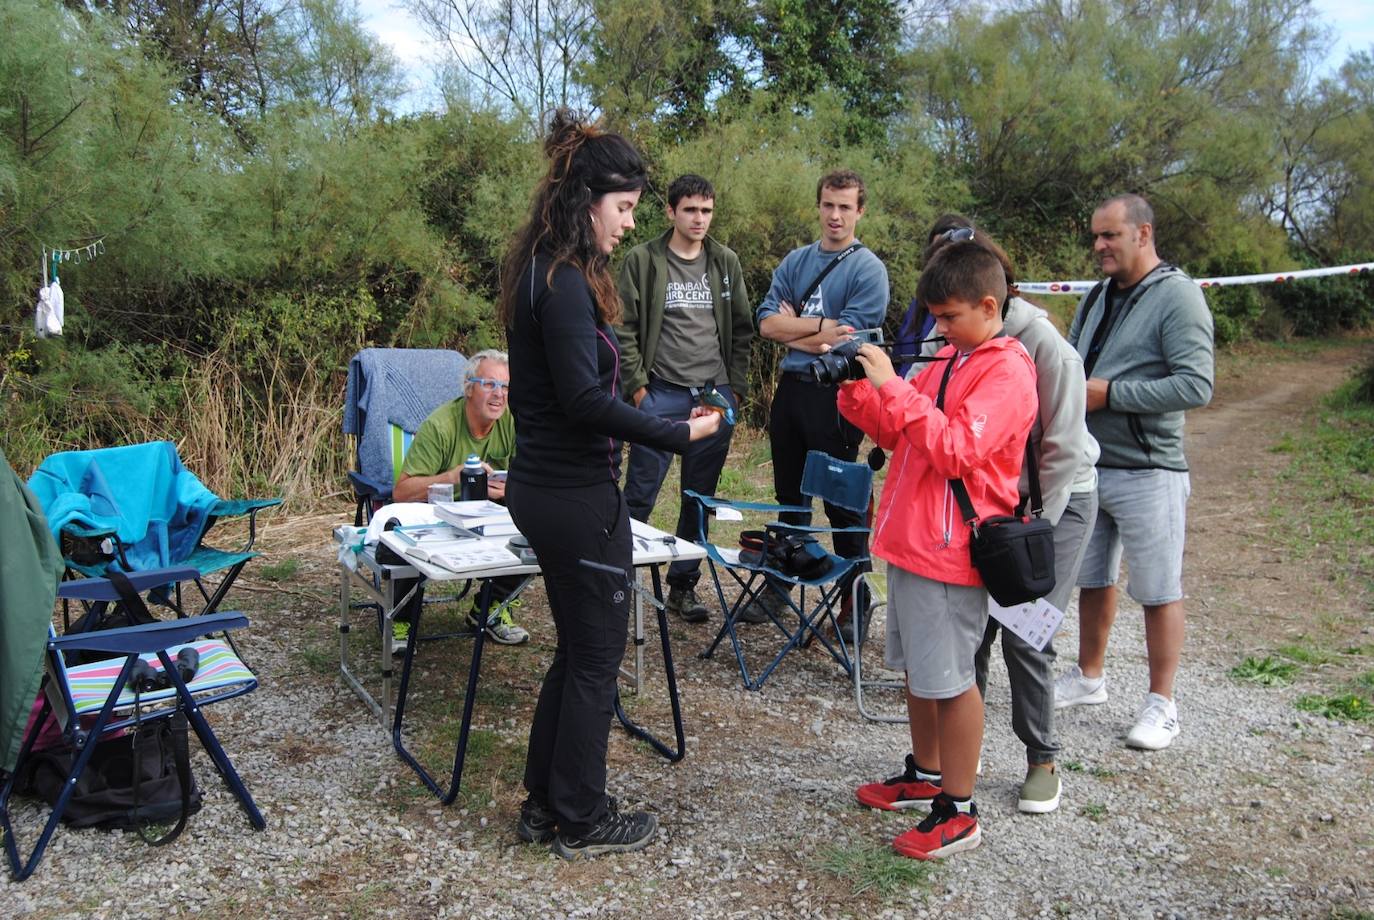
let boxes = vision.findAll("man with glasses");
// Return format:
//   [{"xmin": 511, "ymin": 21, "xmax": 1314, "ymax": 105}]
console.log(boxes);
[{"xmin": 394, "ymin": 348, "xmax": 529, "ymax": 645}]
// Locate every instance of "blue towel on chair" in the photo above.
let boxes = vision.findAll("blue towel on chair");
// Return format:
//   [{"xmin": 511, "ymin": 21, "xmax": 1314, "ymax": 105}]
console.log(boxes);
[
  {"xmin": 27, "ymin": 442, "xmax": 221, "ymax": 572},
  {"xmin": 344, "ymin": 348, "xmax": 465, "ymax": 487}
]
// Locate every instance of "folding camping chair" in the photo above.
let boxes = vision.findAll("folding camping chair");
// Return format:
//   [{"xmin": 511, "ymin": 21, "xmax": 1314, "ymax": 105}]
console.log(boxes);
[
  {"xmin": 343, "ymin": 347, "xmax": 466, "ymax": 525},
  {"xmin": 26, "ymin": 441, "xmax": 281, "ymax": 632},
  {"xmin": 688, "ymin": 450, "xmax": 873, "ymax": 691},
  {"xmin": 1, "ymin": 567, "xmax": 264, "ymax": 881},
  {"xmin": 850, "ymin": 570, "xmax": 906, "ymax": 723}
]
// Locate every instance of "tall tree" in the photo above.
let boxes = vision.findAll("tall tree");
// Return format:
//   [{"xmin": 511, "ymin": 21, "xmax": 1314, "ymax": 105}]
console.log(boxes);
[{"xmin": 408, "ymin": 0, "xmax": 594, "ymax": 127}]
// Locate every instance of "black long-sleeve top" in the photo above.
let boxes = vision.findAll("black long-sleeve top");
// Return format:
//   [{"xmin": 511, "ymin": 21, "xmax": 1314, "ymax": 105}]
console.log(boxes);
[{"xmin": 507, "ymin": 256, "xmax": 690, "ymax": 488}]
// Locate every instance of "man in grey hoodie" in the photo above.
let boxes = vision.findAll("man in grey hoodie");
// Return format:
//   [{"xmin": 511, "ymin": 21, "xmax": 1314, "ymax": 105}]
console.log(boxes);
[{"xmin": 1055, "ymin": 194, "xmax": 1214, "ymax": 752}]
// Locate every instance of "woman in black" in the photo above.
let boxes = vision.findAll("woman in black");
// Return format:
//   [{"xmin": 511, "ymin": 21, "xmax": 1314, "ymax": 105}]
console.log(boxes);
[{"xmin": 501, "ymin": 111, "xmax": 721, "ymax": 859}]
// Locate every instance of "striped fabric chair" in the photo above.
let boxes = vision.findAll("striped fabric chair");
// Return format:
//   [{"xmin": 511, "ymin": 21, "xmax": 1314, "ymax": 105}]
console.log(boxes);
[{"xmin": 1, "ymin": 568, "xmax": 265, "ymax": 881}]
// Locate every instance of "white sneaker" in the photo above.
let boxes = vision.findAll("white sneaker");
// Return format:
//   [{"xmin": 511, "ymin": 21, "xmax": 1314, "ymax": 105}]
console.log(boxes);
[
  {"xmin": 1054, "ymin": 665, "xmax": 1107, "ymax": 709},
  {"xmin": 1126, "ymin": 693, "xmax": 1180, "ymax": 750}
]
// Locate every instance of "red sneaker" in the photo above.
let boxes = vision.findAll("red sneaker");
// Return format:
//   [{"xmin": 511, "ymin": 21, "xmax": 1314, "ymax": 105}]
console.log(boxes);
[
  {"xmin": 855, "ymin": 754, "xmax": 941, "ymax": 811},
  {"xmin": 892, "ymin": 793, "xmax": 981, "ymax": 860}
]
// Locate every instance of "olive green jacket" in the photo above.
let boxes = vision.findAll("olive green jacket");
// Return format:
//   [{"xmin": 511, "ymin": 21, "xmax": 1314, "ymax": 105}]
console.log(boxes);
[
  {"xmin": 1, "ymin": 447, "xmax": 64, "ymax": 772},
  {"xmin": 614, "ymin": 230, "xmax": 753, "ymax": 399}
]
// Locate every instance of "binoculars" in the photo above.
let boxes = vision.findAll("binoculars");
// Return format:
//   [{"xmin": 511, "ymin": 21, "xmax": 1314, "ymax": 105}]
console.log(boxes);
[{"xmin": 129, "ymin": 647, "xmax": 200, "ymax": 693}]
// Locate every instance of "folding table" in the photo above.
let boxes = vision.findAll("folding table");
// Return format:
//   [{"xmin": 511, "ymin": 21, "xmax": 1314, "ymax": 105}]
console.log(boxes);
[{"xmin": 335, "ymin": 519, "xmax": 704, "ymax": 804}]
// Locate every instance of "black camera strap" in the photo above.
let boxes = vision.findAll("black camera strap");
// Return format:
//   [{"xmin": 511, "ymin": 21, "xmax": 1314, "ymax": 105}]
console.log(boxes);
[
  {"xmin": 793, "ymin": 242, "xmax": 863, "ymax": 316},
  {"xmin": 934, "ymin": 348, "xmax": 1043, "ymax": 532}
]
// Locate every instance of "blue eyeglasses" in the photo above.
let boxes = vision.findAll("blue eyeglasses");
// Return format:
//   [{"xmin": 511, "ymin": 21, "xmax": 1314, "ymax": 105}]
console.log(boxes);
[{"xmin": 467, "ymin": 376, "xmax": 510, "ymax": 392}]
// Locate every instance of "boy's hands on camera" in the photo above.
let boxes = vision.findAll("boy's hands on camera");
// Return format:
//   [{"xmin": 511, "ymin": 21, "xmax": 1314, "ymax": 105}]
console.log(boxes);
[
  {"xmin": 854, "ymin": 343, "xmax": 897, "ymax": 388},
  {"xmin": 686, "ymin": 405, "xmax": 722, "ymax": 441},
  {"xmin": 821, "ymin": 341, "xmax": 897, "ymax": 388}
]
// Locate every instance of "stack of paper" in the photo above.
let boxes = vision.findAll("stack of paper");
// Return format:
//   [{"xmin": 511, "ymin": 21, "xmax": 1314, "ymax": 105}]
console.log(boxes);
[{"xmin": 433, "ymin": 500, "xmax": 520, "ymax": 537}]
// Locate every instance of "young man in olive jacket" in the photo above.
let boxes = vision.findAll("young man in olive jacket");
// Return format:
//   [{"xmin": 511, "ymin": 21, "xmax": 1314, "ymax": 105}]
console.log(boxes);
[{"xmin": 616, "ymin": 175, "xmax": 754, "ymax": 623}]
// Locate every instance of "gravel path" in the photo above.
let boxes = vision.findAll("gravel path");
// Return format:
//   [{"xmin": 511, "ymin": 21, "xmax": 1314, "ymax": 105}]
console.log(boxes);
[{"xmin": 5, "ymin": 346, "xmax": 1372, "ymax": 918}]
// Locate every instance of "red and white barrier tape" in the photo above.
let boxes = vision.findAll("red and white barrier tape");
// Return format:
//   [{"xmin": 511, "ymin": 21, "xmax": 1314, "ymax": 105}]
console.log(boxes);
[{"xmin": 1019, "ymin": 261, "xmax": 1374, "ymax": 295}]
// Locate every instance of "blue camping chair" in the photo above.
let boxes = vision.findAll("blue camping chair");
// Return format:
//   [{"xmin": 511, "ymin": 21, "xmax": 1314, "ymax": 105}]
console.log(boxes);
[
  {"xmin": 1, "ymin": 567, "xmax": 264, "ymax": 881},
  {"xmin": 26, "ymin": 442, "xmax": 281, "ymax": 629},
  {"xmin": 343, "ymin": 348, "xmax": 466, "ymax": 525},
  {"xmin": 687, "ymin": 450, "xmax": 873, "ymax": 691}
]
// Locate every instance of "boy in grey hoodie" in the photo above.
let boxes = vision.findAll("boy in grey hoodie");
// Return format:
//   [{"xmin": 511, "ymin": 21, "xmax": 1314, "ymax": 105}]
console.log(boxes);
[{"xmin": 1055, "ymin": 194, "xmax": 1214, "ymax": 752}]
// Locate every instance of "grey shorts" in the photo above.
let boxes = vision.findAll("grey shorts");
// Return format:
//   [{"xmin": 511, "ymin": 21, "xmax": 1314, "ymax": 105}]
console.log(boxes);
[
  {"xmin": 1077, "ymin": 468, "xmax": 1191, "ymax": 605},
  {"xmin": 885, "ymin": 566, "xmax": 989, "ymax": 700}
]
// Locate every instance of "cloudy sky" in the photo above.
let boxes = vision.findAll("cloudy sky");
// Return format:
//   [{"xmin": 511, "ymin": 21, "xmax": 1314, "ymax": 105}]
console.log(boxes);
[{"xmin": 356, "ymin": 0, "xmax": 1374, "ymax": 111}]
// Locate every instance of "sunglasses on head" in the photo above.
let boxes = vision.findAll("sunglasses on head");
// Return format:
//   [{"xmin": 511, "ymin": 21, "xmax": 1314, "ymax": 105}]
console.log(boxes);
[{"xmin": 937, "ymin": 226, "xmax": 975, "ymax": 244}]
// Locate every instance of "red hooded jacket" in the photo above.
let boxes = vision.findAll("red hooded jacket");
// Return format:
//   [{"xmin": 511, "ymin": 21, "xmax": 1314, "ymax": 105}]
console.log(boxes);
[{"xmin": 837, "ymin": 335, "xmax": 1038, "ymax": 586}]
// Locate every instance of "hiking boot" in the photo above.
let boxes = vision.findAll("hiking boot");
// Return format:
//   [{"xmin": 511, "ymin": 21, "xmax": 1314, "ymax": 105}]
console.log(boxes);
[
  {"xmin": 1017, "ymin": 763, "xmax": 1060, "ymax": 814},
  {"xmin": 517, "ymin": 796, "xmax": 557, "ymax": 844},
  {"xmin": 665, "ymin": 585, "xmax": 709, "ymax": 624},
  {"xmin": 552, "ymin": 799, "xmax": 657, "ymax": 860},
  {"xmin": 892, "ymin": 793, "xmax": 981, "ymax": 860},
  {"xmin": 391, "ymin": 620, "xmax": 411, "ymax": 657},
  {"xmin": 1126, "ymin": 692, "xmax": 1180, "ymax": 750},
  {"xmin": 855, "ymin": 753, "xmax": 942, "ymax": 811},
  {"xmin": 737, "ymin": 586, "xmax": 788, "ymax": 625},
  {"xmin": 1054, "ymin": 665, "xmax": 1108, "ymax": 709},
  {"xmin": 468, "ymin": 599, "xmax": 530, "ymax": 646}
]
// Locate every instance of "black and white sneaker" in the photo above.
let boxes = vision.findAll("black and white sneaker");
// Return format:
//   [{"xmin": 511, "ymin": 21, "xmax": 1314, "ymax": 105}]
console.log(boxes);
[
  {"xmin": 552, "ymin": 799, "xmax": 657, "ymax": 860},
  {"xmin": 517, "ymin": 796, "xmax": 557, "ymax": 844}
]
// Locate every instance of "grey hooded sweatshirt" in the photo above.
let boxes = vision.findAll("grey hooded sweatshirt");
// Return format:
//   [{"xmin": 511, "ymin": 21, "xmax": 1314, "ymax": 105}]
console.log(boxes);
[
  {"xmin": 915, "ymin": 296, "xmax": 1099, "ymax": 524},
  {"xmin": 1067, "ymin": 264, "xmax": 1214, "ymax": 472}
]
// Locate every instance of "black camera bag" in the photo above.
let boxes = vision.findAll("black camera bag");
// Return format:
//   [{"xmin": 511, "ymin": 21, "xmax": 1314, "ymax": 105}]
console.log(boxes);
[
  {"xmin": 935, "ymin": 353, "xmax": 1056, "ymax": 606},
  {"xmin": 739, "ymin": 528, "xmax": 833, "ymax": 580},
  {"xmin": 17, "ymin": 714, "xmax": 202, "ymax": 835}
]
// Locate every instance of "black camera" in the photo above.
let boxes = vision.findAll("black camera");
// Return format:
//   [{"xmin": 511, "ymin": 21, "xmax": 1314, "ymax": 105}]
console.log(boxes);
[{"xmin": 808, "ymin": 329, "xmax": 887, "ymax": 385}]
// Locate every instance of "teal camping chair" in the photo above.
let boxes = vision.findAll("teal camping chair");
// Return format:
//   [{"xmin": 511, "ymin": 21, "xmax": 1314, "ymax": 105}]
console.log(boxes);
[
  {"xmin": 26, "ymin": 441, "xmax": 281, "ymax": 630},
  {"xmin": 687, "ymin": 451, "xmax": 873, "ymax": 690}
]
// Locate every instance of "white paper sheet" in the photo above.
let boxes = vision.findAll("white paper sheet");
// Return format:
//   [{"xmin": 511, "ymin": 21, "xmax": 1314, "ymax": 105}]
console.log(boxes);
[{"xmin": 987, "ymin": 596, "xmax": 1064, "ymax": 652}]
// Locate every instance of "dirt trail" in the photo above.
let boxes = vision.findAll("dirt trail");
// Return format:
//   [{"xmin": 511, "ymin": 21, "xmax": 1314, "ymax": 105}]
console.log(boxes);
[{"xmin": 1184, "ymin": 342, "xmax": 1372, "ymax": 665}]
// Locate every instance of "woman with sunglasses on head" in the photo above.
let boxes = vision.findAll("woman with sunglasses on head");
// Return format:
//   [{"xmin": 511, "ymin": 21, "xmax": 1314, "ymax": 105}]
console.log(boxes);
[{"xmin": 500, "ymin": 109, "xmax": 721, "ymax": 859}]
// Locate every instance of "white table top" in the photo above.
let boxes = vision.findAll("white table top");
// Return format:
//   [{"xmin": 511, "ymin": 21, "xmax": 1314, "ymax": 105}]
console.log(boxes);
[{"xmin": 368, "ymin": 517, "xmax": 704, "ymax": 582}]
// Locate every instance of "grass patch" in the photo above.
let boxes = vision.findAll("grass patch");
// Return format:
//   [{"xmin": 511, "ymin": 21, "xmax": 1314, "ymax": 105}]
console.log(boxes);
[
  {"xmin": 1295, "ymin": 693, "xmax": 1373, "ymax": 722},
  {"xmin": 1267, "ymin": 370, "xmax": 1374, "ymax": 598},
  {"xmin": 814, "ymin": 842, "xmax": 935, "ymax": 898},
  {"xmin": 258, "ymin": 557, "xmax": 300, "ymax": 581},
  {"xmin": 1062, "ymin": 760, "xmax": 1085, "ymax": 772},
  {"xmin": 1089, "ymin": 766, "xmax": 1118, "ymax": 779},
  {"xmin": 1358, "ymin": 671, "xmax": 1374, "ymax": 691},
  {"xmin": 1277, "ymin": 642, "xmax": 1334, "ymax": 666},
  {"xmin": 1230, "ymin": 655, "xmax": 1299, "ymax": 687},
  {"xmin": 1079, "ymin": 803, "xmax": 1108, "ymax": 821}
]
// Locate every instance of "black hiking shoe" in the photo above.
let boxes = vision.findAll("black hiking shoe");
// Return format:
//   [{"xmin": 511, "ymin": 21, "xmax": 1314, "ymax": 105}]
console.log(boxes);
[
  {"xmin": 552, "ymin": 799, "xmax": 657, "ymax": 860},
  {"xmin": 665, "ymin": 585, "xmax": 709, "ymax": 623},
  {"xmin": 517, "ymin": 796, "xmax": 557, "ymax": 844}
]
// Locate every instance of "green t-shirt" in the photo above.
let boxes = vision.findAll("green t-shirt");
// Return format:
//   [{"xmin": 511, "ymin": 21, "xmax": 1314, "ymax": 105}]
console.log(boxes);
[{"xmin": 397, "ymin": 398, "xmax": 516, "ymax": 482}]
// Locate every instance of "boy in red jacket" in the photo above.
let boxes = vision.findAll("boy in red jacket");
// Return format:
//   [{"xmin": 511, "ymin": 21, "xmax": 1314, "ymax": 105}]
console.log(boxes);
[{"xmin": 838, "ymin": 242, "xmax": 1037, "ymax": 858}]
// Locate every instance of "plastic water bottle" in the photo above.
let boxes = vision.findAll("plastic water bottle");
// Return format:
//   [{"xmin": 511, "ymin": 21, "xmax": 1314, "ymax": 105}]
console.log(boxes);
[{"xmin": 459, "ymin": 454, "xmax": 487, "ymax": 501}]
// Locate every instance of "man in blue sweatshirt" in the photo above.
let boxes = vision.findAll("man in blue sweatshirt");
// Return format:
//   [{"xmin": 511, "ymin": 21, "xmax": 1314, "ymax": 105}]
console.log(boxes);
[
  {"xmin": 1055, "ymin": 194, "xmax": 1214, "ymax": 751},
  {"xmin": 754, "ymin": 170, "xmax": 890, "ymax": 620}
]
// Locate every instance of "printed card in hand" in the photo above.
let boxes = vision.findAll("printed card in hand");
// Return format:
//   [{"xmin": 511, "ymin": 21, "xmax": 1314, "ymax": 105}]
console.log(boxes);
[{"xmin": 987, "ymin": 596, "xmax": 1064, "ymax": 652}]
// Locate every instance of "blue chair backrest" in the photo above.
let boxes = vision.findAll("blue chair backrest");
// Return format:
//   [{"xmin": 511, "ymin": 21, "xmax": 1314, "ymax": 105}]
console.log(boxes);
[
  {"xmin": 344, "ymin": 348, "xmax": 465, "ymax": 488},
  {"xmin": 800, "ymin": 450, "xmax": 872, "ymax": 514}
]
